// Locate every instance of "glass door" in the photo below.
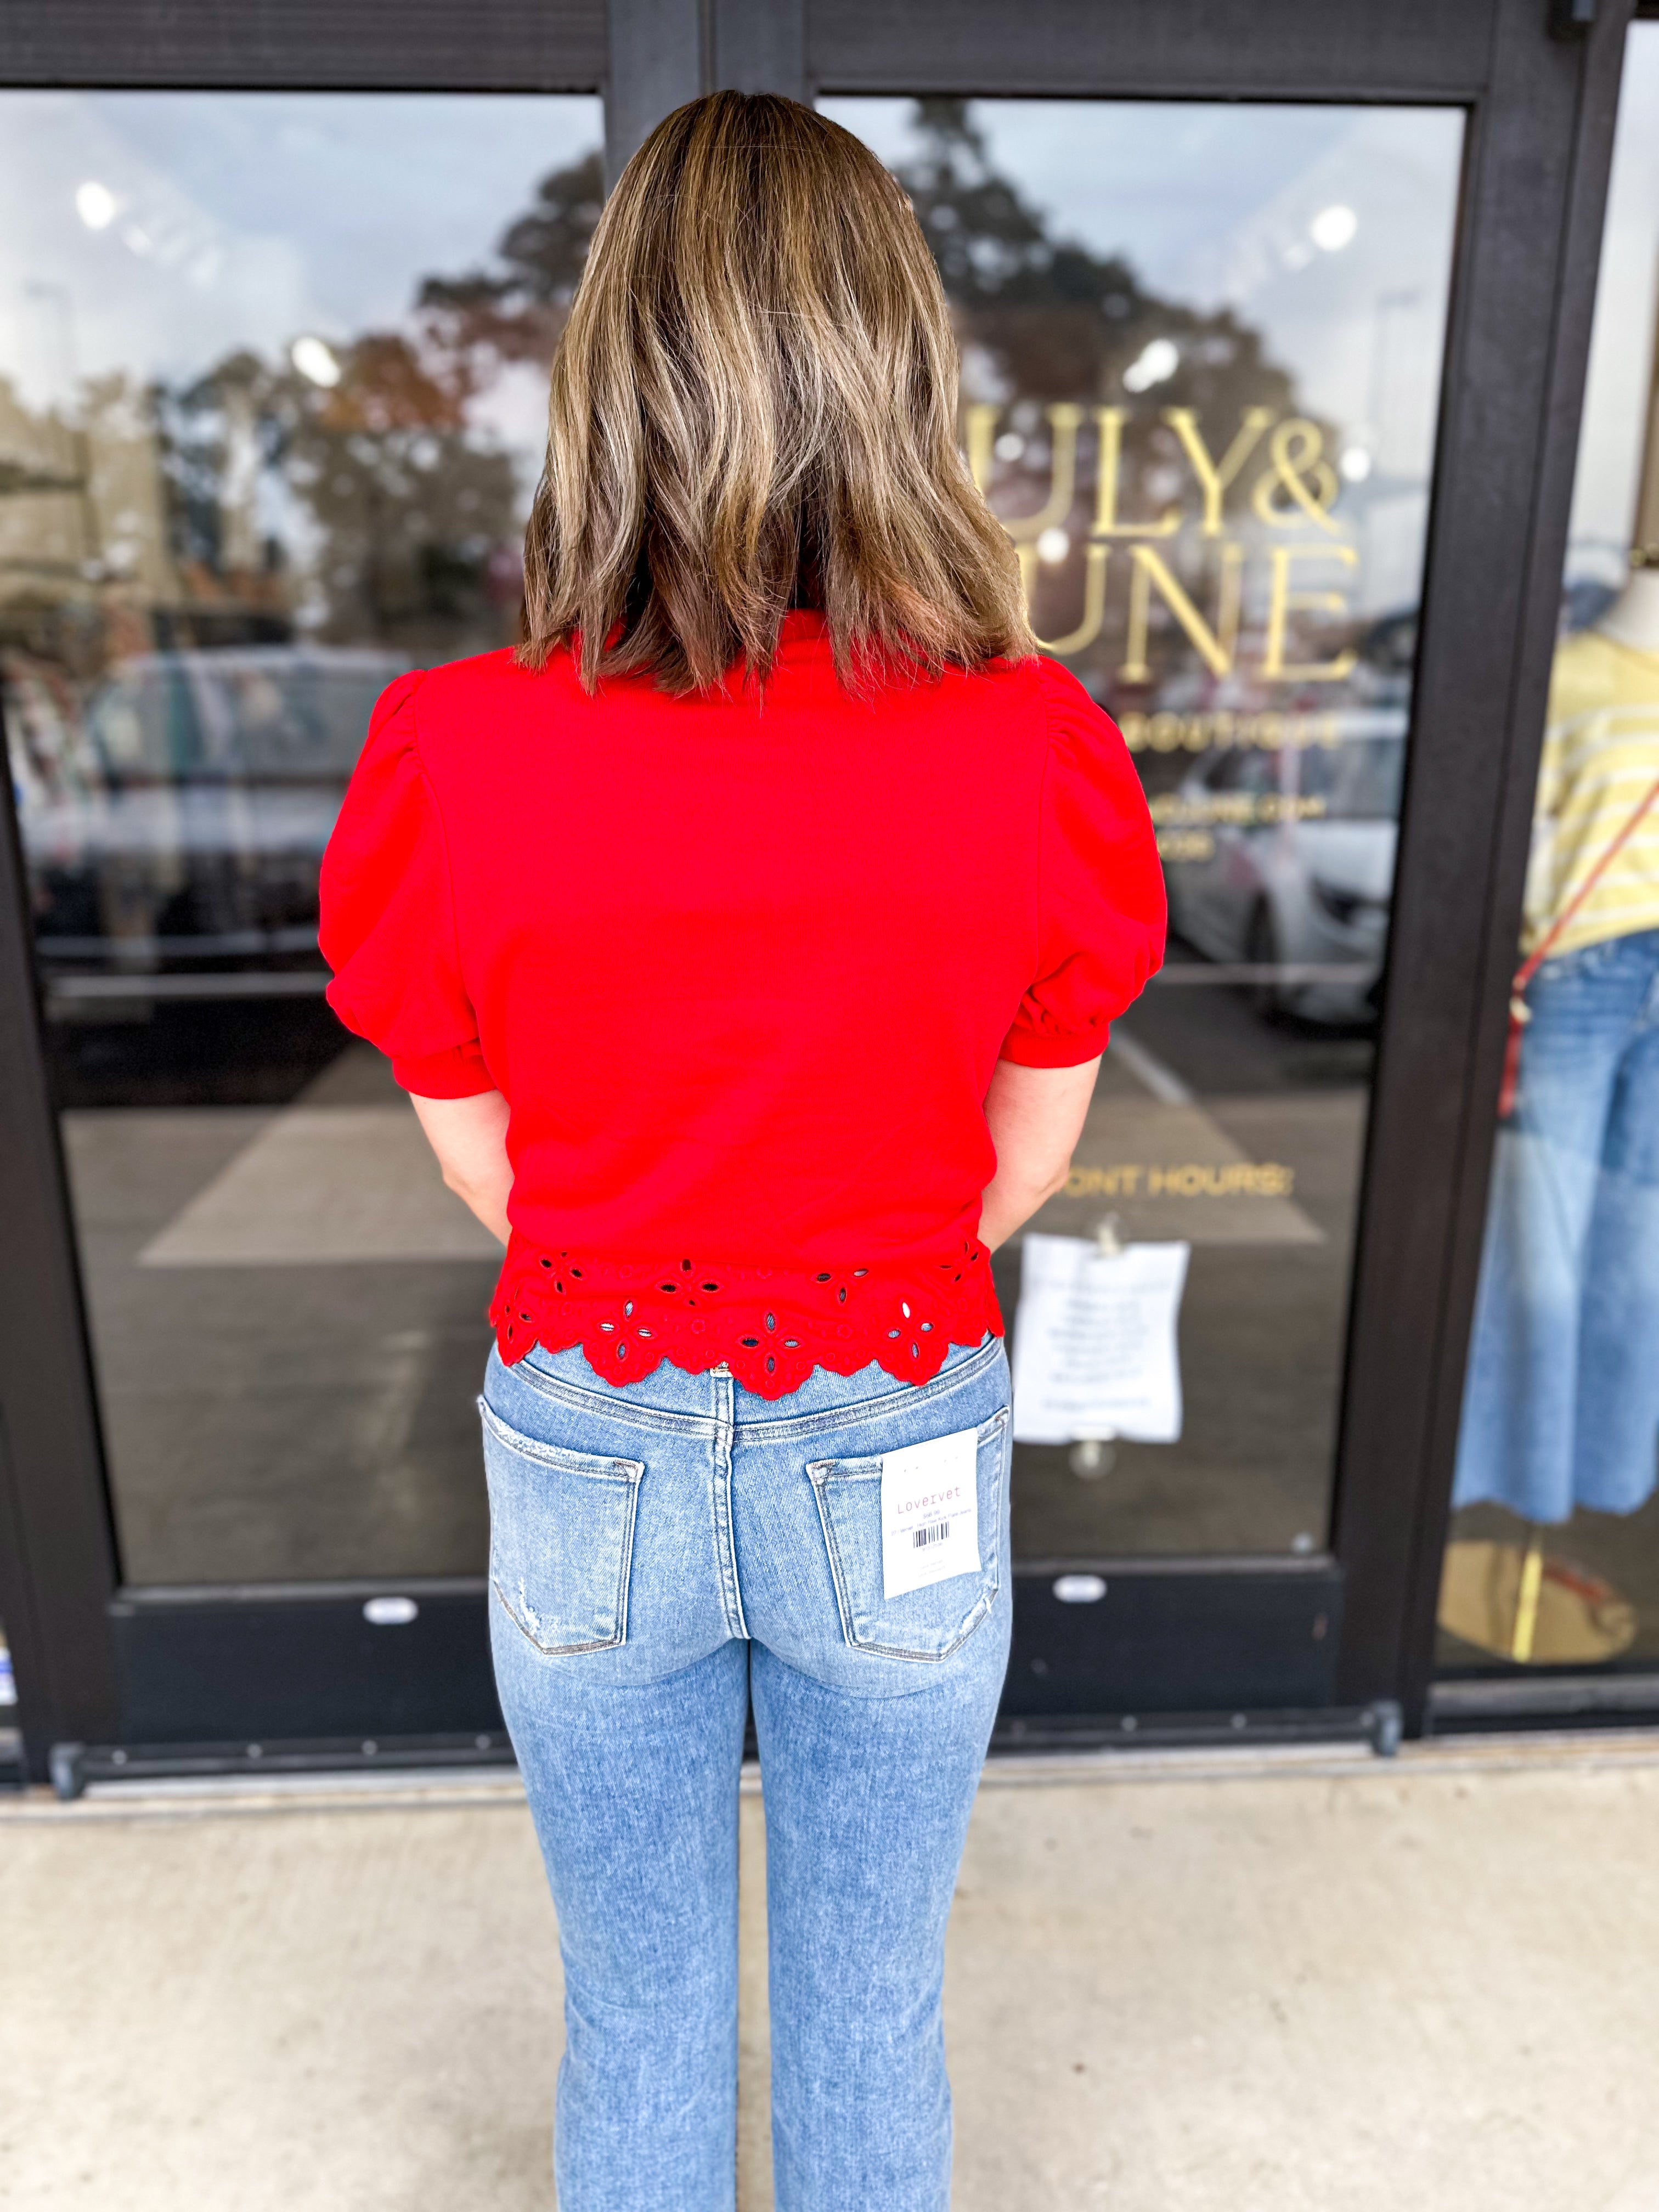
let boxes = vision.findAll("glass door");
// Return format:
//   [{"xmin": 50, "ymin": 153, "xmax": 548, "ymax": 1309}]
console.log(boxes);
[
  {"xmin": 0, "ymin": 88, "xmax": 603, "ymax": 1747},
  {"xmin": 0, "ymin": 0, "xmax": 1621, "ymax": 1769},
  {"xmin": 825, "ymin": 95, "xmax": 1464, "ymax": 1725}
]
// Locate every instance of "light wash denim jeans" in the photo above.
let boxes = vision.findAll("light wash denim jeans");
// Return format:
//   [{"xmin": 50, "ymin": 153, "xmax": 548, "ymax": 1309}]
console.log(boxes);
[
  {"xmin": 479, "ymin": 1333, "xmax": 1013, "ymax": 2212},
  {"xmin": 1454, "ymin": 927, "xmax": 1659, "ymax": 1523}
]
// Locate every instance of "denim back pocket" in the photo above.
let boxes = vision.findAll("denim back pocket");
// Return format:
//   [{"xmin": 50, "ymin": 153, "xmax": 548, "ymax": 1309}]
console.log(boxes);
[
  {"xmin": 807, "ymin": 1407, "xmax": 1007, "ymax": 1663},
  {"xmin": 478, "ymin": 1397, "xmax": 644, "ymax": 1656}
]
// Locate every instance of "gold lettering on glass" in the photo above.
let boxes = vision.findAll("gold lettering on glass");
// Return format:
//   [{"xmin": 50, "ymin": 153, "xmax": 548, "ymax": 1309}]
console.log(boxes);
[
  {"xmin": 981, "ymin": 401, "xmax": 1370, "ymax": 681},
  {"xmin": 1119, "ymin": 543, "xmax": 1243, "ymax": 681},
  {"xmin": 1120, "ymin": 708, "xmax": 1341, "ymax": 753},
  {"xmin": 1091, "ymin": 407, "xmax": 1180, "ymax": 538},
  {"xmin": 1251, "ymin": 420, "xmax": 1342, "ymax": 534},
  {"xmin": 970, "ymin": 402, "xmax": 1084, "ymax": 541},
  {"xmin": 1262, "ymin": 544, "xmax": 1359, "ymax": 681},
  {"xmin": 1065, "ymin": 1162, "xmax": 1297, "ymax": 1199},
  {"xmin": 1161, "ymin": 407, "xmax": 1274, "ymax": 537}
]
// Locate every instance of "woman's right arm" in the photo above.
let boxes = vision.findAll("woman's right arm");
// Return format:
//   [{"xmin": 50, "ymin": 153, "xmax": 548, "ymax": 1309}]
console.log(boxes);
[
  {"xmin": 983, "ymin": 663, "xmax": 1163, "ymax": 1252},
  {"xmin": 979, "ymin": 1056, "xmax": 1100, "ymax": 1251}
]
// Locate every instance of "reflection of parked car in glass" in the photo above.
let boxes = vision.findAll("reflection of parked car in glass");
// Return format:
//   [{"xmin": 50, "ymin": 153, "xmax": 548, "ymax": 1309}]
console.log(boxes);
[
  {"xmin": 1163, "ymin": 709, "xmax": 1405, "ymax": 1023},
  {"xmin": 8, "ymin": 647, "xmax": 407, "ymax": 979}
]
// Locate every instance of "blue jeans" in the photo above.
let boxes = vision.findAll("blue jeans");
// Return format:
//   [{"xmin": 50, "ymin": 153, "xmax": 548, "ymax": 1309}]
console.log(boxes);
[
  {"xmin": 479, "ymin": 1334, "xmax": 1013, "ymax": 2212},
  {"xmin": 1455, "ymin": 927, "xmax": 1659, "ymax": 1523}
]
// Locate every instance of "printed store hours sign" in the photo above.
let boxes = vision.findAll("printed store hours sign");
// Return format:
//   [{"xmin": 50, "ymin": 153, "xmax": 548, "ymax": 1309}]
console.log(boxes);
[{"xmin": 1012, "ymin": 1235, "xmax": 1192, "ymax": 1447}]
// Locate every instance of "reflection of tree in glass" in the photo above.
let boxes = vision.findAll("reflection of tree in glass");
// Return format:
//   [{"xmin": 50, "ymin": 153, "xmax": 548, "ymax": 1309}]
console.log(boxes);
[
  {"xmin": 418, "ymin": 149, "xmax": 605, "ymax": 371},
  {"xmin": 893, "ymin": 101, "xmax": 1333, "ymax": 704},
  {"xmin": 13, "ymin": 119, "xmax": 1328, "ymax": 686},
  {"xmin": 148, "ymin": 148, "xmax": 607, "ymax": 661},
  {"xmin": 894, "ymin": 100, "xmax": 1296, "ymax": 447},
  {"xmin": 160, "ymin": 337, "xmax": 521, "ymax": 654}
]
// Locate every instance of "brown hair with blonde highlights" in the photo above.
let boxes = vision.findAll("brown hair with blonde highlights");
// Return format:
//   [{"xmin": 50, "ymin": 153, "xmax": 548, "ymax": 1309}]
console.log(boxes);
[{"xmin": 518, "ymin": 92, "xmax": 1034, "ymax": 693}]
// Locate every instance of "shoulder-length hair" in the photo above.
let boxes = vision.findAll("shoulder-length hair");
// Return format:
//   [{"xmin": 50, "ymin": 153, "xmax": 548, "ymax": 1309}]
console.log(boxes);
[{"xmin": 518, "ymin": 91, "xmax": 1033, "ymax": 693}]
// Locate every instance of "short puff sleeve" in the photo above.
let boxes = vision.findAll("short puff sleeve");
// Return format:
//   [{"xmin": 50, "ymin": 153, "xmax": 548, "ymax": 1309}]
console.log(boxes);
[
  {"xmin": 1000, "ymin": 660, "xmax": 1166, "ymax": 1067},
  {"xmin": 320, "ymin": 672, "xmax": 495, "ymax": 1098}
]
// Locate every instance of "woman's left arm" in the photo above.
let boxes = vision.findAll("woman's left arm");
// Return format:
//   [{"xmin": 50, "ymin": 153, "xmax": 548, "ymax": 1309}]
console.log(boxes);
[{"xmin": 412, "ymin": 1090, "xmax": 514, "ymax": 1244}]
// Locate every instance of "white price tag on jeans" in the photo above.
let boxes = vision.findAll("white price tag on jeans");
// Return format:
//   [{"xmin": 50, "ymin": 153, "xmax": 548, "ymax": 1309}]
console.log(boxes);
[{"xmin": 881, "ymin": 1426, "xmax": 980, "ymax": 1599}]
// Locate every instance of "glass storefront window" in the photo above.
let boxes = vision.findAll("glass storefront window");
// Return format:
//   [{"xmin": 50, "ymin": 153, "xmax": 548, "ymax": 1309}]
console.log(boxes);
[
  {"xmin": 1438, "ymin": 25, "xmax": 1659, "ymax": 1675},
  {"xmin": 827, "ymin": 97, "xmax": 1463, "ymax": 1561},
  {"xmin": 1, "ymin": 92, "xmax": 605, "ymax": 1583},
  {"xmin": 0, "ymin": 90, "xmax": 1476, "ymax": 1594}
]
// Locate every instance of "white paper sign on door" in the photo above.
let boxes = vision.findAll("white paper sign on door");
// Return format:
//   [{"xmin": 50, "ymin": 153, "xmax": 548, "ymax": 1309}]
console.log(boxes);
[
  {"xmin": 881, "ymin": 1426, "xmax": 981, "ymax": 1598},
  {"xmin": 1011, "ymin": 1233, "xmax": 1190, "ymax": 1446}
]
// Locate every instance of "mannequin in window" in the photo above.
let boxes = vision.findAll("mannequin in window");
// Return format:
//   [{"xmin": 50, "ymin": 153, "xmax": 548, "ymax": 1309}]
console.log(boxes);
[
  {"xmin": 1453, "ymin": 540, "xmax": 1659, "ymax": 1533},
  {"xmin": 1599, "ymin": 552, "xmax": 1659, "ymax": 655}
]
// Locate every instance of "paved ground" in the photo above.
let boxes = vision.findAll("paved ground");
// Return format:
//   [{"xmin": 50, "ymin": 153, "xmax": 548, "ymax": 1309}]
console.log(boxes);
[{"xmin": 5, "ymin": 1734, "xmax": 1659, "ymax": 2210}]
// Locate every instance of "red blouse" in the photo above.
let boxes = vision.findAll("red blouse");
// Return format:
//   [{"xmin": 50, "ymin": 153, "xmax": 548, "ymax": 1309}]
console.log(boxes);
[{"xmin": 319, "ymin": 614, "xmax": 1164, "ymax": 1396}]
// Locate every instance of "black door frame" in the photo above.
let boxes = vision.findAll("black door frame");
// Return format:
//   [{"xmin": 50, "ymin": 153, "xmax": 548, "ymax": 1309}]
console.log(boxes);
[{"xmin": 0, "ymin": 0, "xmax": 1635, "ymax": 1785}]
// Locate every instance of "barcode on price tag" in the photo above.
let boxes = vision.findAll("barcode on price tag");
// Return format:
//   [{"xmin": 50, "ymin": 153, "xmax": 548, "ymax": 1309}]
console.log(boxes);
[{"xmin": 881, "ymin": 1426, "xmax": 980, "ymax": 1599}]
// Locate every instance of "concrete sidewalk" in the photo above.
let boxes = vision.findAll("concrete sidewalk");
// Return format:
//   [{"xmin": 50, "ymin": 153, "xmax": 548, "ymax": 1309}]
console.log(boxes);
[{"xmin": 4, "ymin": 1737, "xmax": 1658, "ymax": 2210}]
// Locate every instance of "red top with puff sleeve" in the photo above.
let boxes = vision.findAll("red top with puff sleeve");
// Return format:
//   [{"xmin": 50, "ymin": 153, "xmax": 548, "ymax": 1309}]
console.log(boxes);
[{"xmin": 319, "ymin": 614, "xmax": 1164, "ymax": 1396}]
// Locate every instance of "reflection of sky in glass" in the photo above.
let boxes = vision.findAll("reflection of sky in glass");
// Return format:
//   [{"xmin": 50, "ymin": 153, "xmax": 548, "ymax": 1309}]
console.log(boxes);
[
  {"xmin": 826, "ymin": 98, "xmax": 1463, "ymax": 617},
  {"xmin": 0, "ymin": 92, "xmax": 602, "ymax": 465},
  {"xmin": 1566, "ymin": 24, "xmax": 1659, "ymax": 577}
]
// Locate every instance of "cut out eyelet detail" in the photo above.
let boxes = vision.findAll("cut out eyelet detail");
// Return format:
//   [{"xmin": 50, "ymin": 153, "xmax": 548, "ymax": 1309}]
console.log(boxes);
[{"xmin": 489, "ymin": 1237, "xmax": 997, "ymax": 1398}]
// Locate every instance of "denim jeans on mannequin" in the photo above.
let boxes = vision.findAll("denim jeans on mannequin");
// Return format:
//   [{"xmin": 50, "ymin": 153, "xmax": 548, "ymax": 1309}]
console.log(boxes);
[
  {"xmin": 1454, "ymin": 926, "xmax": 1659, "ymax": 1523},
  {"xmin": 480, "ymin": 1333, "xmax": 1013, "ymax": 2212}
]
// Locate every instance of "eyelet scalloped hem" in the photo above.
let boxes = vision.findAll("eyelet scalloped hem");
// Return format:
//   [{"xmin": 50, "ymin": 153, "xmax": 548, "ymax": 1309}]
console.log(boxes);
[{"xmin": 488, "ymin": 1237, "xmax": 1003, "ymax": 1399}]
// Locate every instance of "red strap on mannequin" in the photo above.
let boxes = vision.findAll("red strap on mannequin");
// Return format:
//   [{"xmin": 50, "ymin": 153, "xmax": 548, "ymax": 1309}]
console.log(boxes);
[{"xmin": 1498, "ymin": 770, "xmax": 1659, "ymax": 1120}]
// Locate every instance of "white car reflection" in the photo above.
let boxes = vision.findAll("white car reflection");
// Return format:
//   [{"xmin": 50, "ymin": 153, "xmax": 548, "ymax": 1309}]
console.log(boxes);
[
  {"xmin": 8, "ymin": 646, "xmax": 406, "ymax": 974},
  {"xmin": 1161, "ymin": 710, "xmax": 1405, "ymax": 1024}
]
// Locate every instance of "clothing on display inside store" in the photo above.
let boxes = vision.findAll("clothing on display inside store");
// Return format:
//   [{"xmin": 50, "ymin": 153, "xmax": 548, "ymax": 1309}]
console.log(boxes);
[{"xmin": 1454, "ymin": 577, "xmax": 1659, "ymax": 1525}]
